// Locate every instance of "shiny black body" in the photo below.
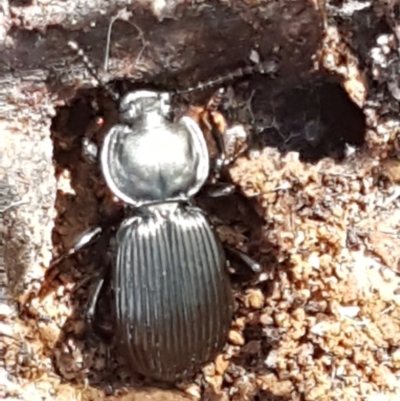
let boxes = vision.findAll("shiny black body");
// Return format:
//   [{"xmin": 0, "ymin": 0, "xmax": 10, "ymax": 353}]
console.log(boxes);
[
  {"xmin": 114, "ymin": 205, "xmax": 232, "ymax": 381},
  {"xmin": 99, "ymin": 90, "xmax": 234, "ymax": 382}
]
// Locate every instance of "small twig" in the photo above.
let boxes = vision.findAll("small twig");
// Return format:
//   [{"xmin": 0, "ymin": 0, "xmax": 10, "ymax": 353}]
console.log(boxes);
[
  {"xmin": 0, "ymin": 200, "xmax": 27, "ymax": 213},
  {"xmin": 104, "ymin": 13, "xmax": 120, "ymax": 72},
  {"xmin": 382, "ymin": 185, "xmax": 400, "ymax": 207},
  {"xmin": 105, "ymin": 10, "xmax": 148, "ymax": 71},
  {"xmin": 128, "ymin": 21, "xmax": 148, "ymax": 66},
  {"xmin": 244, "ymin": 89, "xmax": 256, "ymax": 123}
]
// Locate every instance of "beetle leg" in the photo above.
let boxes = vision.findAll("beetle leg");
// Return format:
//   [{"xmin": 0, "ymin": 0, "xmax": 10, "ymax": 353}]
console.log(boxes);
[
  {"xmin": 81, "ymin": 113, "xmax": 106, "ymax": 164},
  {"xmin": 223, "ymin": 124, "xmax": 249, "ymax": 166},
  {"xmin": 186, "ymin": 205, "xmax": 261, "ymax": 274},
  {"xmin": 85, "ymin": 270, "xmax": 115, "ymax": 342},
  {"xmin": 209, "ymin": 116, "xmax": 227, "ymax": 176},
  {"xmin": 50, "ymin": 226, "xmax": 103, "ymax": 267},
  {"xmin": 81, "ymin": 137, "xmax": 99, "ymax": 164},
  {"xmin": 85, "ymin": 276, "xmax": 105, "ymax": 324},
  {"xmin": 225, "ymin": 245, "xmax": 261, "ymax": 274},
  {"xmin": 85, "ymin": 274, "xmax": 115, "ymax": 378},
  {"xmin": 206, "ymin": 92, "xmax": 250, "ymax": 176},
  {"xmin": 207, "ymin": 90, "xmax": 228, "ymax": 176},
  {"xmin": 205, "ymin": 182, "xmax": 236, "ymax": 198}
]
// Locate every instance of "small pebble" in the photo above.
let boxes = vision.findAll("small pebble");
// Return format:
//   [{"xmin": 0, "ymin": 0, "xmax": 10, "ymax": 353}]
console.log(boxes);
[
  {"xmin": 245, "ymin": 289, "xmax": 264, "ymax": 309},
  {"xmin": 215, "ymin": 354, "xmax": 230, "ymax": 375},
  {"xmin": 0, "ymin": 303, "xmax": 13, "ymax": 318},
  {"xmin": 228, "ymin": 330, "xmax": 245, "ymax": 345},
  {"xmin": 337, "ymin": 305, "xmax": 360, "ymax": 318},
  {"xmin": 259, "ymin": 312, "xmax": 273, "ymax": 326},
  {"xmin": 202, "ymin": 362, "xmax": 215, "ymax": 377},
  {"xmin": 184, "ymin": 384, "xmax": 201, "ymax": 398},
  {"xmin": 0, "ymin": 322, "xmax": 13, "ymax": 337}
]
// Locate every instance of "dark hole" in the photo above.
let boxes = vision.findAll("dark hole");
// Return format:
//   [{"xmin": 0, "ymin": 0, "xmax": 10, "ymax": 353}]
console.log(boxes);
[
  {"xmin": 313, "ymin": 343, "xmax": 326, "ymax": 359},
  {"xmin": 237, "ymin": 77, "xmax": 366, "ymax": 162}
]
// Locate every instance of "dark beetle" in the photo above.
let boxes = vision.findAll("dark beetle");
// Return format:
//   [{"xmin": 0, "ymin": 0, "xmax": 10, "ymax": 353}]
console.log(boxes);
[
  {"xmin": 62, "ymin": 41, "xmax": 267, "ymax": 383},
  {"xmin": 93, "ymin": 89, "xmax": 234, "ymax": 382}
]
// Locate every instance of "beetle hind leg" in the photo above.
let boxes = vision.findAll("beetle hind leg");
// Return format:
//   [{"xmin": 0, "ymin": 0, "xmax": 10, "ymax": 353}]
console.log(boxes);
[
  {"xmin": 86, "ymin": 273, "xmax": 115, "ymax": 343},
  {"xmin": 85, "ymin": 276, "xmax": 104, "ymax": 324},
  {"xmin": 225, "ymin": 245, "xmax": 261, "ymax": 274}
]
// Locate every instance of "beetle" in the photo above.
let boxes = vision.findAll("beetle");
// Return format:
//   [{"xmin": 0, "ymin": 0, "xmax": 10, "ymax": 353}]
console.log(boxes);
[
  {"xmin": 54, "ymin": 41, "xmax": 268, "ymax": 383},
  {"xmin": 94, "ymin": 89, "xmax": 235, "ymax": 382}
]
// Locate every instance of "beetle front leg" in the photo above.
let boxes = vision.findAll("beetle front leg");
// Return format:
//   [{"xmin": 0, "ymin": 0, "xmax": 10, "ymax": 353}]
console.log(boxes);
[
  {"xmin": 207, "ymin": 103, "xmax": 250, "ymax": 177},
  {"xmin": 81, "ymin": 137, "xmax": 99, "ymax": 164},
  {"xmin": 206, "ymin": 89, "xmax": 229, "ymax": 176},
  {"xmin": 81, "ymin": 113, "xmax": 106, "ymax": 164},
  {"xmin": 205, "ymin": 182, "xmax": 236, "ymax": 198},
  {"xmin": 50, "ymin": 226, "xmax": 103, "ymax": 267},
  {"xmin": 209, "ymin": 123, "xmax": 227, "ymax": 176}
]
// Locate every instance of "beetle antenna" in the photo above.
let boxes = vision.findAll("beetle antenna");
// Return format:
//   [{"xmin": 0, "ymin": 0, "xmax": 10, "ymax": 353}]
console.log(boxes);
[
  {"xmin": 68, "ymin": 41, "xmax": 104, "ymax": 85},
  {"xmin": 68, "ymin": 41, "xmax": 119, "ymax": 101},
  {"xmin": 176, "ymin": 58, "xmax": 280, "ymax": 95}
]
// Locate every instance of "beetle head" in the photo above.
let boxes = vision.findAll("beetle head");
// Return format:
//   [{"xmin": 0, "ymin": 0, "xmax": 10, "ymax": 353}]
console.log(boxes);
[{"xmin": 119, "ymin": 90, "xmax": 172, "ymax": 124}]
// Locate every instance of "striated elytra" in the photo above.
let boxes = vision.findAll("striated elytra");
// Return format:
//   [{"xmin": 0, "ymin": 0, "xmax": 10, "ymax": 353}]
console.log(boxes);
[
  {"xmin": 98, "ymin": 90, "xmax": 234, "ymax": 382},
  {"xmin": 114, "ymin": 206, "xmax": 233, "ymax": 381}
]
